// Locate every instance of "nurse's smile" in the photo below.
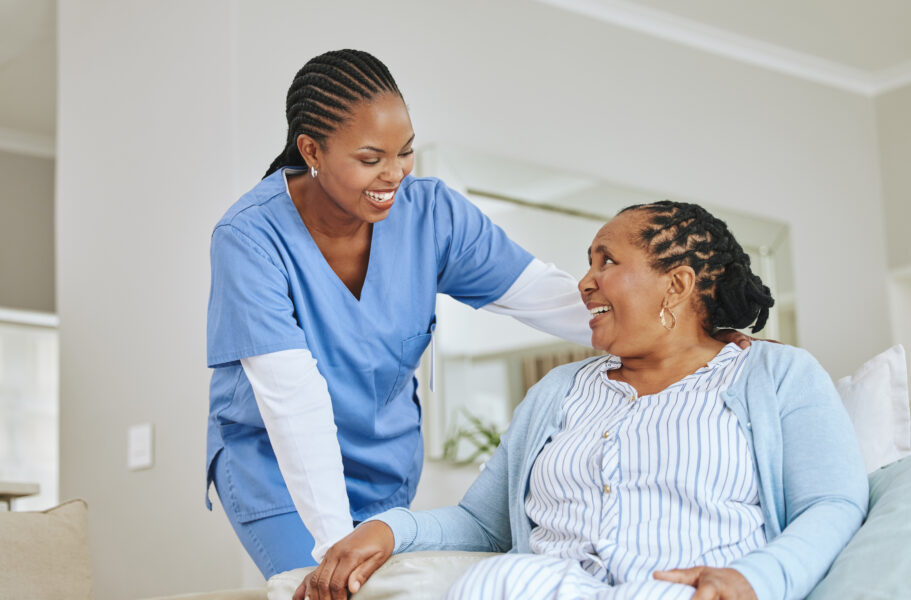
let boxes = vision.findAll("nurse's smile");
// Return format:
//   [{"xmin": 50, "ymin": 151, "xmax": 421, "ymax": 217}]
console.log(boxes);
[{"xmin": 363, "ymin": 188, "xmax": 398, "ymax": 210}]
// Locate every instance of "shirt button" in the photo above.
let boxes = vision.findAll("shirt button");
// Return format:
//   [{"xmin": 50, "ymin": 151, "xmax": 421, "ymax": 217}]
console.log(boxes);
[
  {"xmin": 629, "ymin": 395, "xmax": 636, "ymax": 403},
  {"xmin": 603, "ymin": 484, "xmax": 611, "ymax": 494},
  {"xmin": 602, "ymin": 431, "xmax": 610, "ymax": 438}
]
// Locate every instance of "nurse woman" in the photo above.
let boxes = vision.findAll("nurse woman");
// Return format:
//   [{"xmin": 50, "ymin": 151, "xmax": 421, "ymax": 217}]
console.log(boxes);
[{"xmin": 204, "ymin": 49, "xmax": 592, "ymax": 578}]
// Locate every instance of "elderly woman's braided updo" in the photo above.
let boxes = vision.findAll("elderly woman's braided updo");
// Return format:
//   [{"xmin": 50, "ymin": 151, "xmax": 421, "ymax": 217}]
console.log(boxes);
[
  {"xmin": 620, "ymin": 201, "xmax": 774, "ymax": 333},
  {"xmin": 264, "ymin": 49, "xmax": 402, "ymax": 178}
]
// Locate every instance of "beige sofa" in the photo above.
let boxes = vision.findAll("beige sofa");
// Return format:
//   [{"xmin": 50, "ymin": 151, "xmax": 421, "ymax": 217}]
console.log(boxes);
[
  {"xmin": 0, "ymin": 497, "xmax": 491, "ymax": 600},
  {"xmin": 5, "ymin": 453, "xmax": 911, "ymax": 600},
  {"xmin": 0, "ymin": 499, "xmax": 266, "ymax": 600},
  {"xmin": 0, "ymin": 495, "xmax": 499, "ymax": 600},
  {"xmin": 0, "ymin": 496, "xmax": 494, "ymax": 600},
  {"xmin": 0, "ymin": 496, "xmax": 492, "ymax": 600}
]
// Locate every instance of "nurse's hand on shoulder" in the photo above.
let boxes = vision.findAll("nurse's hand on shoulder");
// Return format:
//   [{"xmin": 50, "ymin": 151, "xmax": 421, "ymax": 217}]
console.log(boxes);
[
  {"xmin": 653, "ymin": 566, "xmax": 757, "ymax": 600},
  {"xmin": 294, "ymin": 521, "xmax": 394, "ymax": 600}
]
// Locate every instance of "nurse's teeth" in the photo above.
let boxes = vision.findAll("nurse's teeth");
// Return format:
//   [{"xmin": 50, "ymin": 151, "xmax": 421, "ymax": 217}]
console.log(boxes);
[
  {"xmin": 589, "ymin": 305, "xmax": 612, "ymax": 316},
  {"xmin": 365, "ymin": 190, "xmax": 394, "ymax": 201}
]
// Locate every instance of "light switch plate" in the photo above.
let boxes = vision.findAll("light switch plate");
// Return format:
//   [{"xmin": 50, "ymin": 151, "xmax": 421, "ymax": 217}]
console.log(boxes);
[{"xmin": 127, "ymin": 423, "xmax": 154, "ymax": 470}]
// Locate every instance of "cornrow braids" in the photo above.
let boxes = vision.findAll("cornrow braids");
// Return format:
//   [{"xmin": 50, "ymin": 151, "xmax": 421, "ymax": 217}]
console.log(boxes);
[
  {"xmin": 620, "ymin": 200, "xmax": 775, "ymax": 333},
  {"xmin": 263, "ymin": 49, "xmax": 402, "ymax": 178}
]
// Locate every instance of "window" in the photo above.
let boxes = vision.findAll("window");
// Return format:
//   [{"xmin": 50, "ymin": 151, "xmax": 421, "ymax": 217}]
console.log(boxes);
[{"xmin": 0, "ymin": 308, "xmax": 58, "ymax": 510}]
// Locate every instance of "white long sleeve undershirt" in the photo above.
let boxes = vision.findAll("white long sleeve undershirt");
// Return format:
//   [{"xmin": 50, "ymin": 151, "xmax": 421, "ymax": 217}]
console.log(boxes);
[
  {"xmin": 241, "ymin": 349, "xmax": 353, "ymax": 562},
  {"xmin": 482, "ymin": 259, "xmax": 592, "ymax": 348},
  {"xmin": 239, "ymin": 258, "xmax": 590, "ymax": 561}
]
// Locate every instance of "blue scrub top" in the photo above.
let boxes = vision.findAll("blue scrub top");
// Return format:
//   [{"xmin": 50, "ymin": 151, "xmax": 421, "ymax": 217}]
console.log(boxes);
[{"xmin": 206, "ymin": 169, "xmax": 532, "ymax": 523}]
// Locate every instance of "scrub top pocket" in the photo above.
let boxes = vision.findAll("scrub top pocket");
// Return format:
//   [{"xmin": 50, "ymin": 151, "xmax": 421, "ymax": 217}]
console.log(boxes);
[{"xmin": 384, "ymin": 332, "xmax": 432, "ymax": 405}]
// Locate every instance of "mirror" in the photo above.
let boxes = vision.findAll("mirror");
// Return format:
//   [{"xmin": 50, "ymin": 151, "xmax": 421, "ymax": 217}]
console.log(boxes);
[{"xmin": 414, "ymin": 146, "xmax": 796, "ymax": 463}]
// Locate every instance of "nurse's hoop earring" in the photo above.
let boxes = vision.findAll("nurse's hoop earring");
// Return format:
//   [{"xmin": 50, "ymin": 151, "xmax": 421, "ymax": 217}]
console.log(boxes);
[
  {"xmin": 310, "ymin": 166, "xmax": 318, "ymax": 178},
  {"xmin": 659, "ymin": 306, "xmax": 677, "ymax": 330}
]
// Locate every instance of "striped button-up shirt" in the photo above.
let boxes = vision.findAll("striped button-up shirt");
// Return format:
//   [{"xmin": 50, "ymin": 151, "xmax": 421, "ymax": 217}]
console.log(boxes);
[{"xmin": 526, "ymin": 343, "xmax": 766, "ymax": 584}]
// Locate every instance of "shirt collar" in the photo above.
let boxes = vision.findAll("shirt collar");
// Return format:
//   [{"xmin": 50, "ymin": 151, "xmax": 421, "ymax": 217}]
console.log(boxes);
[{"xmin": 598, "ymin": 343, "xmax": 745, "ymax": 395}]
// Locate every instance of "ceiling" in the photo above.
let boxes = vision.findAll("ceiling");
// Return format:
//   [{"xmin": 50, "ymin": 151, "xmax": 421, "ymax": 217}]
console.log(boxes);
[
  {"xmin": 0, "ymin": 0, "xmax": 910, "ymax": 148},
  {"xmin": 539, "ymin": 0, "xmax": 911, "ymax": 94},
  {"xmin": 623, "ymin": 0, "xmax": 911, "ymax": 72}
]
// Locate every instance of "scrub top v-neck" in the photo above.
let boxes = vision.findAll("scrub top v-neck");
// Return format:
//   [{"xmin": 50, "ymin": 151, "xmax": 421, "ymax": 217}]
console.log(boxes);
[
  {"xmin": 206, "ymin": 169, "xmax": 533, "ymax": 523},
  {"xmin": 294, "ymin": 188, "xmax": 381, "ymax": 304}
]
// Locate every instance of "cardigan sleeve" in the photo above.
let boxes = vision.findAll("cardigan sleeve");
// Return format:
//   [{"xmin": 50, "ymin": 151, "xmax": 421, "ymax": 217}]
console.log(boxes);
[
  {"xmin": 367, "ymin": 359, "xmax": 585, "ymax": 555},
  {"xmin": 730, "ymin": 348, "xmax": 869, "ymax": 600},
  {"xmin": 368, "ymin": 421, "xmax": 515, "ymax": 554}
]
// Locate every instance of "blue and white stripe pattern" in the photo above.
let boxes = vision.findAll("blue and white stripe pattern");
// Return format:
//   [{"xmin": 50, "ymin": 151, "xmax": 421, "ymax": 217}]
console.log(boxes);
[{"xmin": 447, "ymin": 343, "xmax": 765, "ymax": 600}]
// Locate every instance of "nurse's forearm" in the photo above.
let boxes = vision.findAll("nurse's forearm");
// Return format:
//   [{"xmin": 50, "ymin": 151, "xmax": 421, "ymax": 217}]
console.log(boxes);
[
  {"xmin": 241, "ymin": 349, "xmax": 354, "ymax": 562},
  {"xmin": 483, "ymin": 258, "xmax": 592, "ymax": 347}
]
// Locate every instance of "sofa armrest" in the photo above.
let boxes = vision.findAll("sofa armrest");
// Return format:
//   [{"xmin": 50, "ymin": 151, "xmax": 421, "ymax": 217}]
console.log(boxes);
[{"xmin": 268, "ymin": 551, "xmax": 499, "ymax": 600}]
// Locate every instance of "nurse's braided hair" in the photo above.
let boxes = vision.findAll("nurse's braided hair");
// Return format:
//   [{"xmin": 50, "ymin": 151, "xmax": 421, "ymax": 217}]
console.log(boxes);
[
  {"xmin": 264, "ymin": 49, "xmax": 402, "ymax": 178},
  {"xmin": 620, "ymin": 201, "xmax": 774, "ymax": 333}
]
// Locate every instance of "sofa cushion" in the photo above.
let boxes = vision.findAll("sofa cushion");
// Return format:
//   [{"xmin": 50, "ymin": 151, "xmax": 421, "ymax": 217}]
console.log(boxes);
[
  {"xmin": 807, "ymin": 454, "xmax": 911, "ymax": 599},
  {"xmin": 268, "ymin": 551, "xmax": 499, "ymax": 600},
  {"xmin": 0, "ymin": 498, "xmax": 92, "ymax": 599}
]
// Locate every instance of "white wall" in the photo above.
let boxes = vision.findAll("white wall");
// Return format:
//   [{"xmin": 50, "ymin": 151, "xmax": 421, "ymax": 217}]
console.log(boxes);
[
  {"xmin": 57, "ymin": 2, "xmax": 248, "ymax": 598},
  {"xmin": 876, "ymin": 83, "xmax": 911, "ymax": 378},
  {"xmin": 876, "ymin": 84, "xmax": 911, "ymax": 270},
  {"xmin": 57, "ymin": 1, "xmax": 894, "ymax": 598}
]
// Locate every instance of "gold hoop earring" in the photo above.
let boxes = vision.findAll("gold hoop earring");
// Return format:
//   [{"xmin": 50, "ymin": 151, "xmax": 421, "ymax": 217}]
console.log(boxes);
[{"xmin": 659, "ymin": 306, "xmax": 677, "ymax": 330}]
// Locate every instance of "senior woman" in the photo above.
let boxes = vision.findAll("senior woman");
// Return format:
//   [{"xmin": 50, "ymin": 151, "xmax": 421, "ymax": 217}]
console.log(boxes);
[{"xmin": 297, "ymin": 200, "xmax": 868, "ymax": 600}]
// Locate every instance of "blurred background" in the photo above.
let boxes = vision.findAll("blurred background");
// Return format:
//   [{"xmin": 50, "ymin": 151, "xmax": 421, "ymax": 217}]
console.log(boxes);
[{"xmin": 0, "ymin": 1, "xmax": 909, "ymax": 598}]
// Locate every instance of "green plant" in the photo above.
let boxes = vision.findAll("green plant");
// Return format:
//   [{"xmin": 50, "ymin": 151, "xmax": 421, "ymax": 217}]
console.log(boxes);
[{"xmin": 442, "ymin": 409, "xmax": 502, "ymax": 465}]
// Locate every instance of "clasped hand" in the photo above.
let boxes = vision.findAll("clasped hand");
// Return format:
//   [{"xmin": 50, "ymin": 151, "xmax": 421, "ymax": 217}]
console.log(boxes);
[{"xmin": 294, "ymin": 521, "xmax": 394, "ymax": 600}]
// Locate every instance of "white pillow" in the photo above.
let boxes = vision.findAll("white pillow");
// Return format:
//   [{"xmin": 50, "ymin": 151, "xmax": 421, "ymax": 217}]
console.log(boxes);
[{"xmin": 836, "ymin": 345, "xmax": 911, "ymax": 473}]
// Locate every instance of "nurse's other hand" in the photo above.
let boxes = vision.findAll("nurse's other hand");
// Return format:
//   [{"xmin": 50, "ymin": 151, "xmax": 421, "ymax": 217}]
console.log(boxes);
[
  {"xmin": 653, "ymin": 566, "xmax": 757, "ymax": 600},
  {"xmin": 293, "ymin": 521, "xmax": 394, "ymax": 600},
  {"xmin": 712, "ymin": 329, "xmax": 780, "ymax": 350}
]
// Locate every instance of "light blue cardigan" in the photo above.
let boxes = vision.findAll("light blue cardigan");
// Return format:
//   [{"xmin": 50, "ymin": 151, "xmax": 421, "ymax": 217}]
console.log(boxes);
[{"xmin": 373, "ymin": 342, "xmax": 869, "ymax": 600}]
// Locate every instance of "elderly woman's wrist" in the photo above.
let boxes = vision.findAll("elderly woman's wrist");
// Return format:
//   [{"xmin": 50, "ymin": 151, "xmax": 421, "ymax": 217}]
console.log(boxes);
[{"xmin": 362, "ymin": 507, "xmax": 415, "ymax": 553}]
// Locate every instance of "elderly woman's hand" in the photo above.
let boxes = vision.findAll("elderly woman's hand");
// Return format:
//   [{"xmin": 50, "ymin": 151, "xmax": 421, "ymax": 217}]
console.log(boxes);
[
  {"xmin": 653, "ymin": 566, "xmax": 757, "ymax": 600},
  {"xmin": 293, "ymin": 521, "xmax": 394, "ymax": 600}
]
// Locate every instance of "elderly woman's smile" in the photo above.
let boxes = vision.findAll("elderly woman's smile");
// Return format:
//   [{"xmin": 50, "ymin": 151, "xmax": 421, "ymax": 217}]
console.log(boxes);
[{"xmin": 587, "ymin": 303, "xmax": 612, "ymax": 320}]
